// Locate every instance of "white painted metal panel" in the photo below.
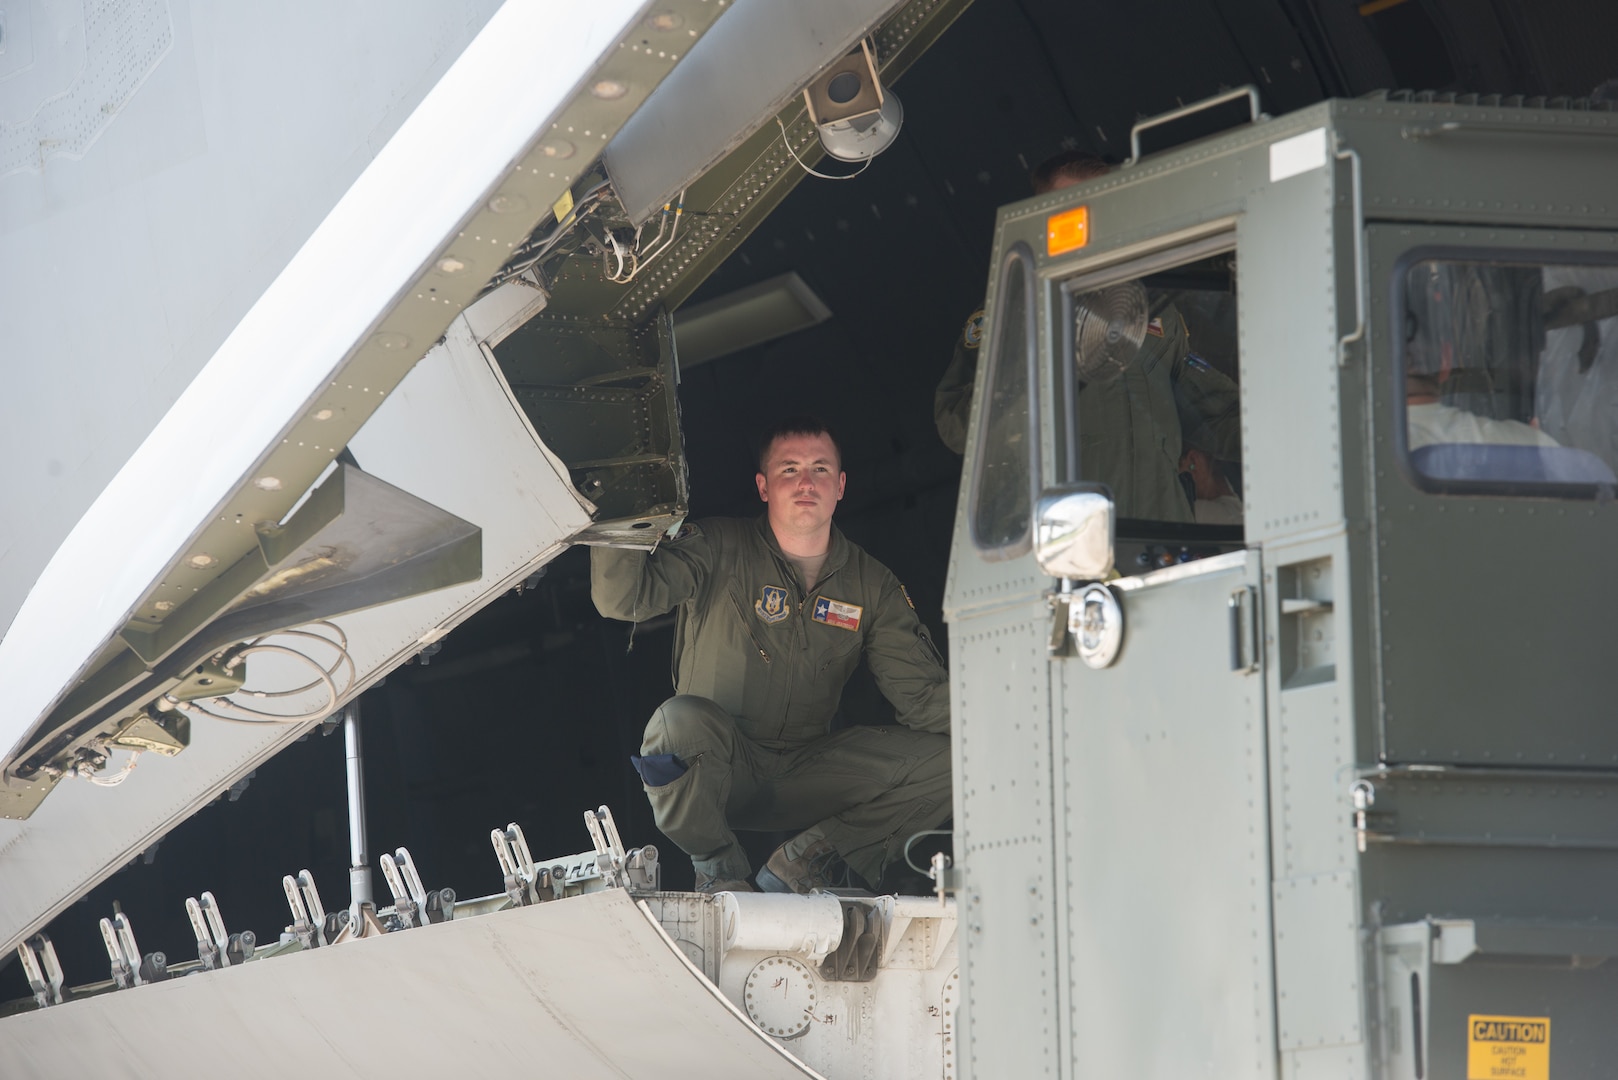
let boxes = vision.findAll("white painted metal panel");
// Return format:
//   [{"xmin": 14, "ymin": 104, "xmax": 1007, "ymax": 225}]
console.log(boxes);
[
  {"xmin": 0, "ymin": 0, "xmax": 502, "ymax": 658},
  {"xmin": 0, "ymin": 0, "xmax": 645, "ymax": 759},
  {"xmin": 0, "ymin": 890, "xmax": 821, "ymax": 1079},
  {"xmin": 0, "ymin": 317, "xmax": 592, "ymax": 955}
]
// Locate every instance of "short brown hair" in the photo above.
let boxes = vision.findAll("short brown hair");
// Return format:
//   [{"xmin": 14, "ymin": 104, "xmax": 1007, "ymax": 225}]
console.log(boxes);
[
  {"xmin": 756, "ymin": 414, "xmax": 842, "ymax": 472},
  {"xmin": 1030, "ymin": 150, "xmax": 1110, "ymax": 194}
]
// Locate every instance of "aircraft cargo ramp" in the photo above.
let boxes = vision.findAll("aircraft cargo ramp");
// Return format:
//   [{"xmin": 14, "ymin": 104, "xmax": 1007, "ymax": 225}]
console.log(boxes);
[{"xmin": 0, "ymin": 888, "xmax": 825, "ymax": 1079}]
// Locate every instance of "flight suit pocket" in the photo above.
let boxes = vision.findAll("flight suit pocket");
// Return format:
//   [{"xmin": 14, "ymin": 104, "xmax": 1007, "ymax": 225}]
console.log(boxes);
[
  {"xmin": 642, "ymin": 754, "xmax": 702, "ymax": 800},
  {"xmin": 816, "ymin": 631, "xmax": 863, "ymax": 679},
  {"xmin": 723, "ymin": 587, "xmax": 789, "ymax": 725}
]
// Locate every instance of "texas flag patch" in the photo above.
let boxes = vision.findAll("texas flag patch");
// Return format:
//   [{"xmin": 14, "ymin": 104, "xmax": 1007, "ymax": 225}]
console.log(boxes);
[{"xmin": 812, "ymin": 596, "xmax": 863, "ymax": 632}]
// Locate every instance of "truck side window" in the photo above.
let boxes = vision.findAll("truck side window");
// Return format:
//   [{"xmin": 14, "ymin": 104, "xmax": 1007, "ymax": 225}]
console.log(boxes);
[
  {"xmin": 970, "ymin": 244, "xmax": 1038, "ymax": 559},
  {"xmin": 1060, "ymin": 247, "xmax": 1243, "ymax": 567},
  {"xmin": 1400, "ymin": 255, "xmax": 1618, "ymax": 495}
]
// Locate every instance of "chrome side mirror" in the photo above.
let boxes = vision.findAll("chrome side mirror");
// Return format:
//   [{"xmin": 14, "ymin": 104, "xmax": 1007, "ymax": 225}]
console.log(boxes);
[{"xmin": 1034, "ymin": 485, "xmax": 1114, "ymax": 581}]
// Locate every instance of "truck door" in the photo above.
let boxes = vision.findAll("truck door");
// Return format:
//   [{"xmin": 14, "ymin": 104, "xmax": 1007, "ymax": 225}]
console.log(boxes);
[
  {"xmin": 949, "ymin": 230, "xmax": 1277, "ymax": 1079},
  {"xmin": 1053, "ymin": 237, "xmax": 1276, "ymax": 1080}
]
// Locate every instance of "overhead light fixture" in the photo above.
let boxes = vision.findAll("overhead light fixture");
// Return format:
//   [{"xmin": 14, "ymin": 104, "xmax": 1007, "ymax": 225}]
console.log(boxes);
[
  {"xmin": 802, "ymin": 40, "xmax": 903, "ymax": 163},
  {"xmin": 674, "ymin": 272, "xmax": 832, "ymax": 368}
]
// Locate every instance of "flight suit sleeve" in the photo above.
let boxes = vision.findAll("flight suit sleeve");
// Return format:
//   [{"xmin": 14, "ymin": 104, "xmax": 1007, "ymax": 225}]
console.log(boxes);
[
  {"xmin": 590, "ymin": 524, "xmax": 715, "ymax": 622},
  {"xmin": 1171, "ymin": 352, "xmax": 1241, "ymax": 462},
  {"xmin": 934, "ymin": 309, "xmax": 985, "ymax": 455},
  {"xmin": 1162, "ymin": 301, "xmax": 1239, "ymax": 463},
  {"xmin": 864, "ymin": 577, "xmax": 950, "ymax": 734}
]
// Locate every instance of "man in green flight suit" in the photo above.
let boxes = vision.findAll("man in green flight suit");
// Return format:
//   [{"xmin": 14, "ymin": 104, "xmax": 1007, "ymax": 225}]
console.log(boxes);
[
  {"xmin": 591, "ymin": 416, "xmax": 951, "ymax": 894},
  {"xmin": 1076, "ymin": 294, "xmax": 1241, "ymax": 521},
  {"xmin": 935, "ymin": 151, "xmax": 1112, "ymax": 455},
  {"xmin": 935, "ymin": 150, "xmax": 1240, "ymax": 523}
]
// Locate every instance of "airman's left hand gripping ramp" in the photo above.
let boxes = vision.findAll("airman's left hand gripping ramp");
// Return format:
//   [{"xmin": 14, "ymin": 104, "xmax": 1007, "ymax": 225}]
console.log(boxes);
[{"xmin": 0, "ymin": 889, "xmax": 824, "ymax": 1079}]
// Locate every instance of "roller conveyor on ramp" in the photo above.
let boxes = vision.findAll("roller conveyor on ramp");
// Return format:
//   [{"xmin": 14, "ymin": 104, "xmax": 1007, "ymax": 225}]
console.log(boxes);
[{"xmin": 0, "ymin": 889, "xmax": 824, "ymax": 1080}]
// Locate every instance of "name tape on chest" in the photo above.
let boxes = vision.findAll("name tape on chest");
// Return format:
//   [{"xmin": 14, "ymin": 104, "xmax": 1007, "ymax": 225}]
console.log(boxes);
[{"xmin": 812, "ymin": 596, "xmax": 863, "ymax": 632}]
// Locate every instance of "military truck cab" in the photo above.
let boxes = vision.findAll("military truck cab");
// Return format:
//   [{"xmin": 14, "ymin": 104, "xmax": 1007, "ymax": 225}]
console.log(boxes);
[{"xmin": 948, "ymin": 91, "xmax": 1618, "ymax": 1079}]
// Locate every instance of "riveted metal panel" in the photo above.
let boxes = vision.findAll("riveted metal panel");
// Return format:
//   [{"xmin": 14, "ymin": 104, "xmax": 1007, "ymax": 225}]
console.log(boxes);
[
  {"xmin": 1263, "ymin": 534, "xmax": 1360, "ymax": 882},
  {"xmin": 1333, "ymin": 98, "xmax": 1618, "ymax": 234},
  {"xmin": 1055, "ymin": 552, "xmax": 1275, "ymax": 1079},
  {"xmin": 950, "ymin": 602, "xmax": 1057, "ymax": 1080},
  {"xmin": 1238, "ymin": 152, "xmax": 1347, "ymax": 545},
  {"xmin": 1363, "ymin": 223, "xmax": 1618, "ymax": 767},
  {"xmin": 1280, "ymin": 1044, "xmax": 1368, "ymax": 1079},
  {"xmin": 497, "ymin": 310, "xmax": 688, "ymax": 541},
  {"xmin": 1273, "ymin": 869, "xmax": 1363, "ymax": 1052},
  {"xmin": 1272, "ymin": 683, "xmax": 1355, "ymax": 878}
]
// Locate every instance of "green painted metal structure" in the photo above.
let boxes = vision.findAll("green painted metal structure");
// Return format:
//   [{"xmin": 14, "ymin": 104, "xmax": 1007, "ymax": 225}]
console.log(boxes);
[{"xmin": 946, "ymin": 94, "xmax": 1618, "ymax": 1078}]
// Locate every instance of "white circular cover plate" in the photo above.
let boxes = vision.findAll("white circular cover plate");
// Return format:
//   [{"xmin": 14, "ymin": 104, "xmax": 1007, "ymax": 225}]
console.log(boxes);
[{"xmin": 744, "ymin": 955, "xmax": 817, "ymax": 1040}]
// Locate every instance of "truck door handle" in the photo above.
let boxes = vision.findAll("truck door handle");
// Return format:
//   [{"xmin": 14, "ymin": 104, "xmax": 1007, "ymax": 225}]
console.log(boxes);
[{"xmin": 1228, "ymin": 586, "xmax": 1258, "ymax": 673}]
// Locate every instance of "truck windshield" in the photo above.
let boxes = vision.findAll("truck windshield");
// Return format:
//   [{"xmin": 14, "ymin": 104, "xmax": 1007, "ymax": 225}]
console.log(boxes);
[
  {"xmin": 1400, "ymin": 256, "xmax": 1618, "ymax": 494},
  {"xmin": 1061, "ymin": 250, "xmax": 1242, "ymax": 561}
]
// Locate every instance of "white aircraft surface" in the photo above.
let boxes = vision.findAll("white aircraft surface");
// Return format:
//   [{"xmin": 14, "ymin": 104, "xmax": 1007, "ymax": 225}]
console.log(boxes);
[{"xmin": 0, "ymin": 1, "xmax": 962, "ymax": 1075}]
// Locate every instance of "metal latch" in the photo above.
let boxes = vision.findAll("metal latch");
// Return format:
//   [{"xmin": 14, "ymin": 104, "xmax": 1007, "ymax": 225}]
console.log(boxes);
[
  {"xmin": 1352, "ymin": 780, "xmax": 1375, "ymax": 853},
  {"xmin": 584, "ymin": 804, "xmax": 661, "ymax": 893},
  {"xmin": 16, "ymin": 934, "xmax": 65, "ymax": 1008},
  {"xmin": 186, "ymin": 891, "xmax": 254, "ymax": 970},
  {"xmin": 930, "ymin": 850, "xmax": 959, "ymax": 908},
  {"xmin": 100, "ymin": 910, "xmax": 167, "ymax": 988},
  {"xmin": 493, "ymin": 821, "xmax": 556, "ymax": 906},
  {"xmin": 380, "ymin": 847, "xmax": 455, "ymax": 929},
  {"xmin": 282, "ymin": 867, "xmax": 362, "ymax": 946}
]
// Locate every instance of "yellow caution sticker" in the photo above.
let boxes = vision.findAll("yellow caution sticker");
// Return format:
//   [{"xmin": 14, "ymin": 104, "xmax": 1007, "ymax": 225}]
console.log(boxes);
[
  {"xmin": 552, "ymin": 188, "xmax": 575, "ymax": 223},
  {"xmin": 1467, "ymin": 1015, "xmax": 1550, "ymax": 1080}
]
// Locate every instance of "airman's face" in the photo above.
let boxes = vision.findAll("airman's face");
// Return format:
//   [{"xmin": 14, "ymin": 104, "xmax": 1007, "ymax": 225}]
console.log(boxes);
[{"xmin": 755, "ymin": 432, "xmax": 845, "ymax": 538}]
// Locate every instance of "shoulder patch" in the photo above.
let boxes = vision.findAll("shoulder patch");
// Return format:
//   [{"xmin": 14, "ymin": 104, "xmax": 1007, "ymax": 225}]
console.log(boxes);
[
  {"xmin": 755, "ymin": 584, "xmax": 790, "ymax": 624},
  {"xmin": 899, "ymin": 583, "xmax": 916, "ymax": 610},
  {"xmin": 667, "ymin": 521, "xmax": 702, "ymax": 543},
  {"xmin": 812, "ymin": 596, "xmax": 863, "ymax": 632},
  {"xmin": 962, "ymin": 309, "xmax": 985, "ymax": 350},
  {"xmin": 1145, "ymin": 316, "xmax": 1164, "ymax": 337}
]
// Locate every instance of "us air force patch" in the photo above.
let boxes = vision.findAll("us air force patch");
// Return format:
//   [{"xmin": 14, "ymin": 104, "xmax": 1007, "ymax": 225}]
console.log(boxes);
[
  {"xmin": 755, "ymin": 585, "xmax": 790, "ymax": 624},
  {"xmin": 962, "ymin": 309, "xmax": 985, "ymax": 350},
  {"xmin": 812, "ymin": 596, "xmax": 863, "ymax": 632},
  {"xmin": 667, "ymin": 521, "xmax": 701, "ymax": 543}
]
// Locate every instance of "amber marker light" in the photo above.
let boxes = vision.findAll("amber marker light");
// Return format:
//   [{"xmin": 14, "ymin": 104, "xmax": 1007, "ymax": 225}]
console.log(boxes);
[{"xmin": 1046, "ymin": 205, "xmax": 1089, "ymax": 256}]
